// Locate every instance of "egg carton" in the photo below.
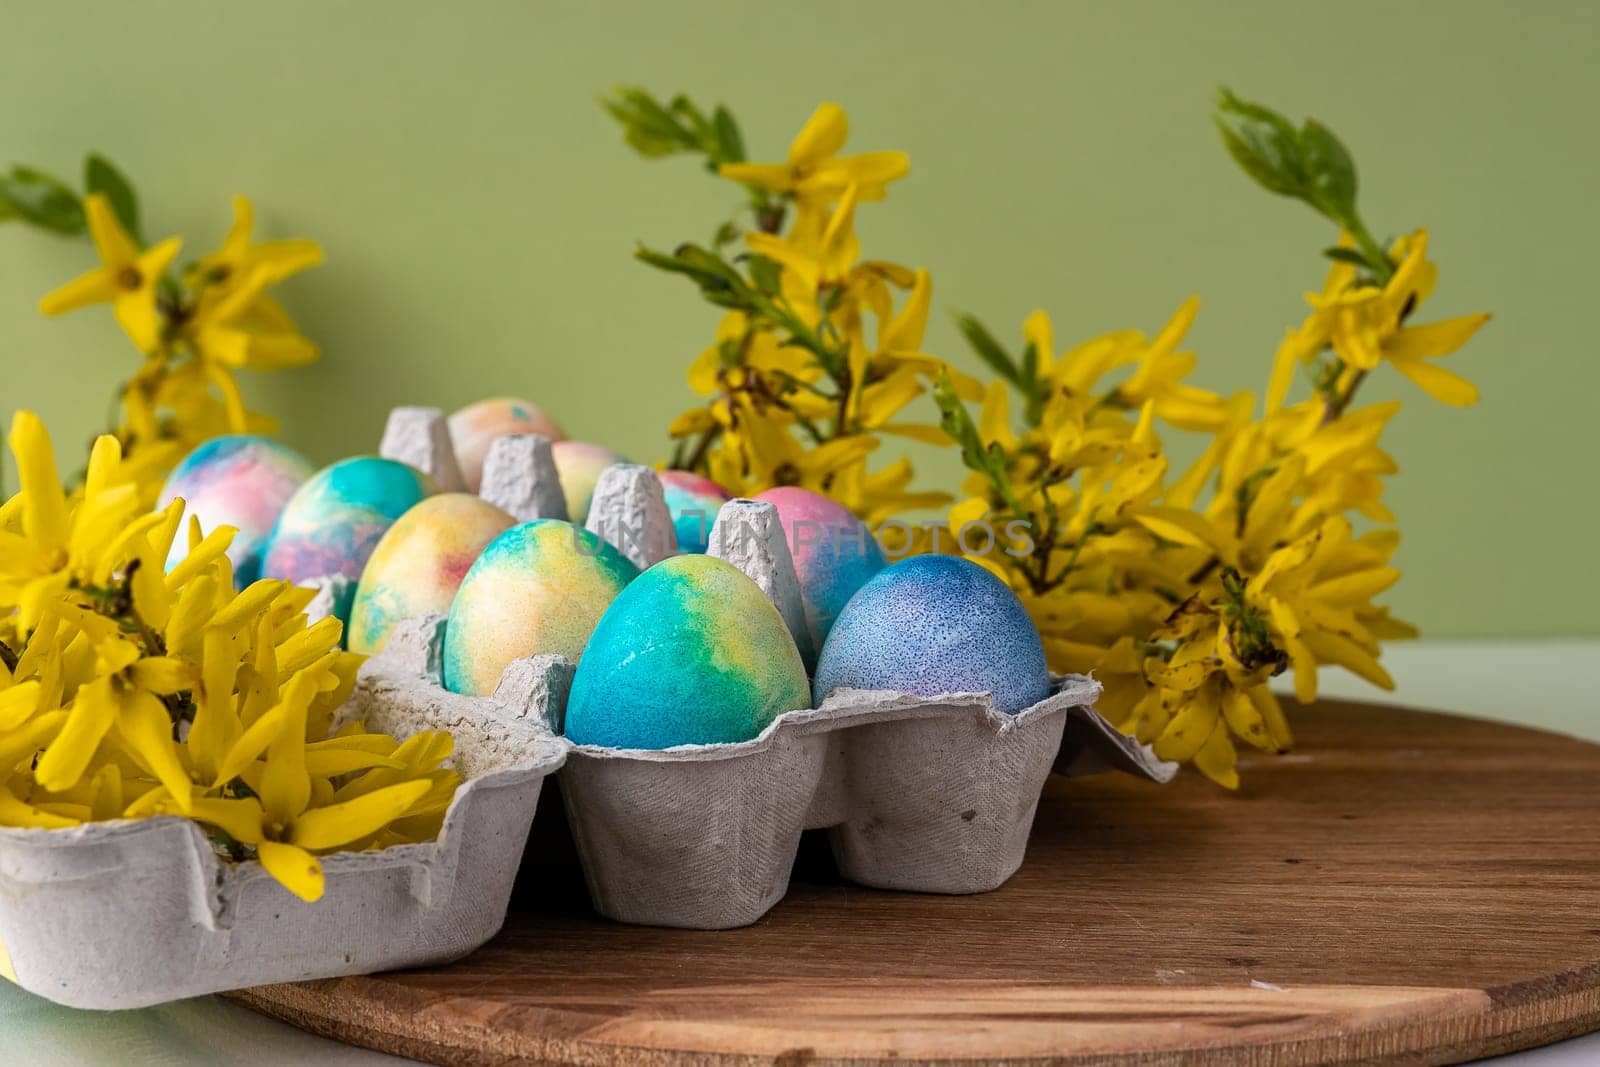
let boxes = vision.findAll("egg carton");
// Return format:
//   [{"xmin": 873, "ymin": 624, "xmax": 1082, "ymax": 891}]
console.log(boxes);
[{"xmin": 0, "ymin": 625, "xmax": 567, "ymax": 1010}]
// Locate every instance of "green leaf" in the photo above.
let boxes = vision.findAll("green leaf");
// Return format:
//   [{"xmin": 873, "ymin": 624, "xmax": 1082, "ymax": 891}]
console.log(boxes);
[
  {"xmin": 1297, "ymin": 119, "xmax": 1357, "ymax": 221},
  {"xmin": 83, "ymin": 153, "xmax": 141, "ymax": 244},
  {"xmin": 1322, "ymin": 246, "xmax": 1370, "ymax": 268},
  {"xmin": 1213, "ymin": 87, "xmax": 1307, "ymax": 200},
  {"xmin": 745, "ymin": 252, "xmax": 781, "ymax": 296},
  {"xmin": 954, "ymin": 313, "xmax": 1021, "ymax": 386},
  {"xmin": 712, "ymin": 106, "xmax": 745, "ymax": 165},
  {"xmin": 602, "ymin": 87, "xmax": 699, "ymax": 158},
  {"xmin": 0, "ymin": 166, "xmax": 85, "ymax": 235}
]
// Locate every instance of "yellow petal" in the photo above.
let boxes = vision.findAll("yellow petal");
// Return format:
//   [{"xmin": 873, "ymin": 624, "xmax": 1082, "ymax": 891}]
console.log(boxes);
[
  {"xmin": 116, "ymin": 690, "xmax": 193, "ymax": 811},
  {"xmin": 1220, "ymin": 685, "xmax": 1273, "ymax": 752},
  {"xmin": 38, "ymin": 268, "xmax": 119, "ymax": 316},
  {"xmin": 34, "ymin": 678, "xmax": 119, "ymax": 791},
  {"xmin": 8, "ymin": 410, "xmax": 69, "ymax": 549},
  {"xmin": 789, "ymin": 103, "xmax": 849, "ymax": 165},
  {"xmin": 1385, "ymin": 314, "xmax": 1490, "ymax": 361},
  {"xmin": 1153, "ymin": 687, "xmax": 1220, "ymax": 761},
  {"xmin": 128, "ymin": 656, "xmax": 199, "ymax": 695},
  {"xmin": 0, "ymin": 785, "xmax": 80, "ymax": 829},
  {"xmin": 186, "ymin": 795, "xmax": 264, "ymax": 845},
  {"xmin": 83, "ymin": 194, "xmax": 137, "ymax": 267},
  {"xmin": 290, "ymin": 780, "xmax": 431, "ymax": 852},
  {"xmin": 1388, "ymin": 355, "xmax": 1479, "ymax": 407},
  {"xmin": 257, "ymin": 840, "xmax": 324, "ymax": 902},
  {"xmin": 1193, "ymin": 721, "xmax": 1240, "ymax": 790}
]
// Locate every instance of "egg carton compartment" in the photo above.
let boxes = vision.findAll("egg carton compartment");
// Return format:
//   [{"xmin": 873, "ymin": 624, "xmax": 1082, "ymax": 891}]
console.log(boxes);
[
  {"xmin": 0, "ymin": 618, "xmax": 565, "ymax": 1010},
  {"xmin": 561, "ymin": 675, "xmax": 1172, "ymax": 929}
]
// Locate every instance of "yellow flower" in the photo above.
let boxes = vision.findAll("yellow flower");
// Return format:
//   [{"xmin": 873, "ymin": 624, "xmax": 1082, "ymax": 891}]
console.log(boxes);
[
  {"xmin": 0, "ymin": 411, "xmax": 453, "ymax": 903},
  {"xmin": 38, "ymin": 195, "xmax": 182, "ymax": 352},
  {"xmin": 1281, "ymin": 230, "xmax": 1490, "ymax": 408},
  {"xmin": 190, "ymin": 195, "xmax": 323, "ymax": 295},
  {"xmin": 719, "ymin": 103, "xmax": 909, "ymax": 203}
]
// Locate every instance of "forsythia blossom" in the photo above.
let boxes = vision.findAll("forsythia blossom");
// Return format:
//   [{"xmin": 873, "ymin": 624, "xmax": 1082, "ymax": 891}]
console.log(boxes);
[
  {"xmin": 33, "ymin": 180, "xmax": 322, "ymax": 498},
  {"xmin": 0, "ymin": 412, "xmax": 456, "ymax": 900},
  {"xmin": 618, "ymin": 88, "xmax": 1490, "ymax": 787}
]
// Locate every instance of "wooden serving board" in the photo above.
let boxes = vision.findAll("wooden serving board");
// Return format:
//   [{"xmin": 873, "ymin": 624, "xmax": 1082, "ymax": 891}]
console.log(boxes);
[{"xmin": 231, "ymin": 701, "xmax": 1600, "ymax": 1065}]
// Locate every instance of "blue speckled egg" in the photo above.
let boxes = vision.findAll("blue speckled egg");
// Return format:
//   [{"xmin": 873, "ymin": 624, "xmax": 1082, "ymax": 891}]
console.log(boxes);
[
  {"xmin": 158, "ymin": 435, "xmax": 315, "ymax": 588},
  {"xmin": 260, "ymin": 457, "xmax": 437, "ymax": 595},
  {"xmin": 442, "ymin": 520, "xmax": 639, "ymax": 697},
  {"xmin": 565, "ymin": 555, "xmax": 810, "ymax": 749},
  {"xmin": 813, "ymin": 555, "xmax": 1049, "ymax": 714}
]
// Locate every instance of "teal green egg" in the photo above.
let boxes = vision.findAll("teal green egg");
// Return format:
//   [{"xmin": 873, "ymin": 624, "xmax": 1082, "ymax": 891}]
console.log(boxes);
[
  {"xmin": 442, "ymin": 520, "xmax": 638, "ymax": 697},
  {"xmin": 261, "ymin": 456, "xmax": 437, "ymax": 590},
  {"xmin": 565, "ymin": 555, "xmax": 810, "ymax": 749}
]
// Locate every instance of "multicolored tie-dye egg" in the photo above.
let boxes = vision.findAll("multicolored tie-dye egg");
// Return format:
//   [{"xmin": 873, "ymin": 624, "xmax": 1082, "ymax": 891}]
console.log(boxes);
[
  {"xmin": 551, "ymin": 441, "xmax": 626, "ymax": 524},
  {"xmin": 261, "ymin": 457, "xmax": 437, "ymax": 597},
  {"xmin": 158, "ymin": 435, "xmax": 315, "ymax": 588},
  {"xmin": 565, "ymin": 555, "xmax": 810, "ymax": 749},
  {"xmin": 442, "ymin": 519, "xmax": 638, "ymax": 696},
  {"xmin": 658, "ymin": 470, "xmax": 733, "ymax": 553},
  {"xmin": 346, "ymin": 494, "xmax": 515, "ymax": 655},
  {"xmin": 813, "ymin": 555, "xmax": 1050, "ymax": 714},
  {"xmin": 447, "ymin": 396, "xmax": 567, "ymax": 492},
  {"xmin": 160, "ymin": 435, "xmax": 315, "ymax": 588},
  {"xmin": 754, "ymin": 486, "xmax": 885, "ymax": 653}
]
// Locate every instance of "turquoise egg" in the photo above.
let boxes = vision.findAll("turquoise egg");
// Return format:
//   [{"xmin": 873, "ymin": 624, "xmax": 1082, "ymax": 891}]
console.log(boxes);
[
  {"xmin": 442, "ymin": 520, "xmax": 638, "ymax": 697},
  {"xmin": 158, "ymin": 435, "xmax": 315, "ymax": 588},
  {"xmin": 260, "ymin": 458, "xmax": 437, "ymax": 622},
  {"xmin": 565, "ymin": 555, "xmax": 811, "ymax": 749},
  {"xmin": 813, "ymin": 555, "xmax": 1049, "ymax": 714},
  {"xmin": 658, "ymin": 470, "xmax": 732, "ymax": 553},
  {"xmin": 347, "ymin": 494, "xmax": 516, "ymax": 656}
]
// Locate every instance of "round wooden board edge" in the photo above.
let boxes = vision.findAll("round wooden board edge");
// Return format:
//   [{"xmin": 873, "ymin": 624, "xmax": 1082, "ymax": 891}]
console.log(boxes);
[{"xmin": 226, "ymin": 976, "xmax": 1600, "ymax": 1067}]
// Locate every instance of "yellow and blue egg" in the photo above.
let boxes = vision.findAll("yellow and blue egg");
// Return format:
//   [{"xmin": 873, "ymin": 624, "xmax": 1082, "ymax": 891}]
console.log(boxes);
[
  {"xmin": 442, "ymin": 519, "xmax": 638, "ymax": 696},
  {"xmin": 346, "ymin": 493, "xmax": 516, "ymax": 655},
  {"xmin": 658, "ymin": 470, "xmax": 732, "ymax": 553},
  {"xmin": 158, "ymin": 435, "xmax": 315, "ymax": 588},
  {"xmin": 565, "ymin": 555, "xmax": 810, "ymax": 749},
  {"xmin": 813, "ymin": 554, "xmax": 1050, "ymax": 714}
]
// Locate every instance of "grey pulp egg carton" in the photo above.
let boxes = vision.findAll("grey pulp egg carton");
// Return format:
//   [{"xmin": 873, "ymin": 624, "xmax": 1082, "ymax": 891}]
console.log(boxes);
[
  {"xmin": 369, "ymin": 408, "xmax": 1175, "ymax": 930},
  {"xmin": 0, "ymin": 406, "xmax": 1166, "ymax": 1008},
  {"xmin": 0, "ymin": 618, "xmax": 566, "ymax": 1010}
]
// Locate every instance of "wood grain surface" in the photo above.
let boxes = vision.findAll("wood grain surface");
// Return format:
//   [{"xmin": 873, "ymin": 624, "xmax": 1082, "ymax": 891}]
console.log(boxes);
[{"xmin": 231, "ymin": 701, "xmax": 1600, "ymax": 1065}]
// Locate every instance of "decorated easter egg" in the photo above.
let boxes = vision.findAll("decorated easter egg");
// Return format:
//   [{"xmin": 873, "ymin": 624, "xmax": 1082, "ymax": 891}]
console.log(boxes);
[
  {"xmin": 260, "ymin": 457, "xmax": 437, "ymax": 598},
  {"xmin": 447, "ymin": 396, "xmax": 567, "ymax": 492},
  {"xmin": 754, "ymin": 486, "xmax": 885, "ymax": 649},
  {"xmin": 552, "ymin": 441, "xmax": 626, "ymax": 524},
  {"xmin": 565, "ymin": 555, "xmax": 810, "ymax": 749},
  {"xmin": 813, "ymin": 554, "xmax": 1049, "ymax": 714},
  {"xmin": 658, "ymin": 470, "xmax": 733, "ymax": 554},
  {"xmin": 346, "ymin": 494, "xmax": 516, "ymax": 655},
  {"xmin": 442, "ymin": 519, "xmax": 638, "ymax": 696},
  {"xmin": 158, "ymin": 435, "xmax": 315, "ymax": 588}
]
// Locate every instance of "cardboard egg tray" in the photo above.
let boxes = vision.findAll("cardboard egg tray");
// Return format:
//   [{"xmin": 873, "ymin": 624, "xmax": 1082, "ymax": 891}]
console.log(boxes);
[
  {"xmin": 371, "ymin": 407, "xmax": 1174, "ymax": 929},
  {"xmin": 0, "ymin": 406, "xmax": 1172, "ymax": 1009},
  {"xmin": 0, "ymin": 626, "xmax": 566, "ymax": 1010}
]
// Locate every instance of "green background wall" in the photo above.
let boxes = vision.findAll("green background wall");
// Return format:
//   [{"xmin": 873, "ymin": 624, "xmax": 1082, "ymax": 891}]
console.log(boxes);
[{"xmin": 0, "ymin": 1, "xmax": 1591, "ymax": 637}]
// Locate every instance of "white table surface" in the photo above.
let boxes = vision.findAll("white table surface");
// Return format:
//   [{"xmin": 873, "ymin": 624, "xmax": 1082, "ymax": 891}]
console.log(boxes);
[{"xmin": 3, "ymin": 638, "xmax": 1596, "ymax": 1066}]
